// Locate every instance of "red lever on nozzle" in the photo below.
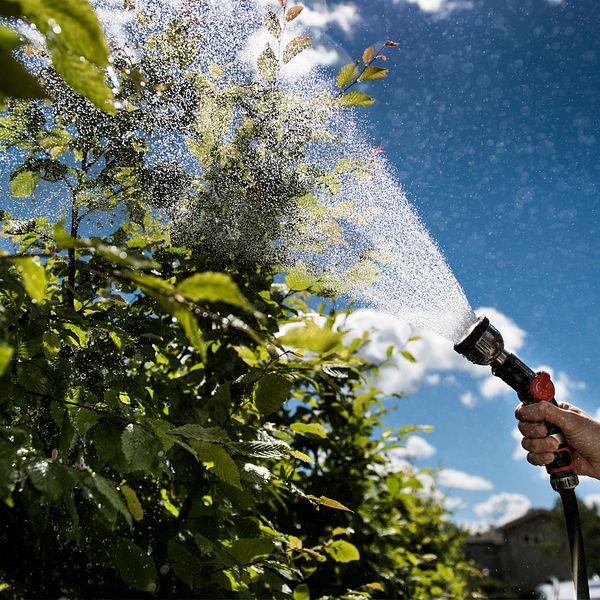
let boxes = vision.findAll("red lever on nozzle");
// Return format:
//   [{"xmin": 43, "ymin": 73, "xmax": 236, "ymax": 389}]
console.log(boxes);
[
  {"xmin": 529, "ymin": 371, "xmax": 577, "ymax": 486},
  {"xmin": 530, "ymin": 371, "xmax": 555, "ymax": 402}
]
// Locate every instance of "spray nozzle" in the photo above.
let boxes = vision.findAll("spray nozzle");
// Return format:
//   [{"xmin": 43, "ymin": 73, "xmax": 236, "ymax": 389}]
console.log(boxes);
[{"xmin": 453, "ymin": 316, "xmax": 505, "ymax": 366}]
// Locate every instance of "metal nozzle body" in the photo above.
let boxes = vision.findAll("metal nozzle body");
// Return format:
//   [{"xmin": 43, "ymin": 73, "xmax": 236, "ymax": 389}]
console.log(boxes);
[{"xmin": 453, "ymin": 317, "xmax": 506, "ymax": 366}]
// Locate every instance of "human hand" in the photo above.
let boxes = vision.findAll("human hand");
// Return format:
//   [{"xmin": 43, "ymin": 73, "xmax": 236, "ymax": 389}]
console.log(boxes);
[{"xmin": 515, "ymin": 401, "xmax": 600, "ymax": 480}]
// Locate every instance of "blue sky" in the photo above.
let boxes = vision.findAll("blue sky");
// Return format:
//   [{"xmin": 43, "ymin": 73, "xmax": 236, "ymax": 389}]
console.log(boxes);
[{"xmin": 294, "ymin": 0, "xmax": 600, "ymax": 529}]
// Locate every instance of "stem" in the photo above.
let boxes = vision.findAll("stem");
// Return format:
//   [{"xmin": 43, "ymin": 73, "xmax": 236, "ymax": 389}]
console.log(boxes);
[
  {"xmin": 337, "ymin": 43, "xmax": 389, "ymax": 98},
  {"xmin": 66, "ymin": 151, "xmax": 88, "ymax": 308},
  {"xmin": 67, "ymin": 199, "xmax": 79, "ymax": 309}
]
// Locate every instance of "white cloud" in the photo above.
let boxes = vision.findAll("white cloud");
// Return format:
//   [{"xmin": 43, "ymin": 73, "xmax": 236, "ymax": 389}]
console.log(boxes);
[
  {"xmin": 339, "ymin": 308, "xmax": 480, "ymax": 395},
  {"xmin": 474, "ymin": 492, "xmax": 532, "ymax": 526},
  {"xmin": 479, "ymin": 375, "xmax": 512, "ymax": 400},
  {"xmin": 438, "ymin": 468, "xmax": 493, "ymax": 491},
  {"xmin": 459, "ymin": 520, "xmax": 489, "ymax": 534},
  {"xmin": 388, "ymin": 435, "xmax": 437, "ymax": 460},
  {"xmin": 299, "ymin": 3, "xmax": 360, "ymax": 33},
  {"xmin": 460, "ymin": 391, "xmax": 477, "ymax": 408},
  {"xmin": 254, "ymin": 0, "xmax": 360, "ymax": 33},
  {"xmin": 394, "ymin": 0, "xmax": 473, "ymax": 18},
  {"xmin": 281, "ymin": 45, "xmax": 341, "ymax": 78},
  {"xmin": 477, "ymin": 306, "xmax": 527, "ymax": 352},
  {"xmin": 243, "ymin": 2, "xmax": 359, "ymax": 81},
  {"xmin": 511, "ymin": 425, "xmax": 526, "ymax": 461},
  {"xmin": 540, "ymin": 368, "xmax": 586, "ymax": 403},
  {"xmin": 584, "ymin": 495, "xmax": 600, "ymax": 510},
  {"xmin": 443, "ymin": 495, "xmax": 466, "ymax": 511}
]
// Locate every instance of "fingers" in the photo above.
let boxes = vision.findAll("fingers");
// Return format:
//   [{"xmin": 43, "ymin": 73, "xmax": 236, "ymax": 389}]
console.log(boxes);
[
  {"xmin": 521, "ymin": 435, "xmax": 558, "ymax": 455},
  {"xmin": 521, "ymin": 436, "xmax": 559, "ymax": 467},
  {"xmin": 517, "ymin": 421, "xmax": 548, "ymax": 438},
  {"xmin": 525, "ymin": 451, "xmax": 556, "ymax": 467},
  {"xmin": 515, "ymin": 401, "xmax": 569, "ymax": 430}
]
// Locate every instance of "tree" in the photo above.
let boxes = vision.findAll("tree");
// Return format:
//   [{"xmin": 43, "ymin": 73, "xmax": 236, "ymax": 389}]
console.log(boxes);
[
  {"xmin": 546, "ymin": 497, "xmax": 600, "ymax": 576},
  {"xmin": 0, "ymin": 1, "xmax": 482, "ymax": 598}
]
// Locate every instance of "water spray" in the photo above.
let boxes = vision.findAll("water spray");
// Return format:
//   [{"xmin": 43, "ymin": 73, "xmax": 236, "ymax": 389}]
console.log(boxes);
[{"xmin": 455, "ymin": 316, "xmax": 589, "ymax": 599}]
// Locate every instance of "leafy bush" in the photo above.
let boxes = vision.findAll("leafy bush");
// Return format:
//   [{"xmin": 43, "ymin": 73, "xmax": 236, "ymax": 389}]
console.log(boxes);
[{"xmin": 0, "ymin": 1, "xmax": 481, "ymax": 597}]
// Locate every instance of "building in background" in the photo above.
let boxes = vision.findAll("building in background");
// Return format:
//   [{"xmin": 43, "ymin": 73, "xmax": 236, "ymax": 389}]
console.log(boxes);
[{"xmin": 465, "ymin": 509, "xmax": 570, "ymax": 595}]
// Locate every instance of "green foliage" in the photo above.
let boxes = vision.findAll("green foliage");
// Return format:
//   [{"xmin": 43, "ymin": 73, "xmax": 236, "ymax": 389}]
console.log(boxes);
[
  {"xmin": 335, "ymin": 41, "xmax": 399, "ymax": 108},
  {"xmin": 0, "ymin": 0, "xmax": 114, "ymax": 111},
  {"xmin": 0, "ymin": 4, "xmax": 481, "ymax": 599}
]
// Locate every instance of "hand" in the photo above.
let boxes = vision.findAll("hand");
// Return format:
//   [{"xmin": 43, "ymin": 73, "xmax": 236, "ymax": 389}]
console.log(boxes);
[{"xmin": 515, "ymin": 401, "xmax": 600, "ymax": 480}]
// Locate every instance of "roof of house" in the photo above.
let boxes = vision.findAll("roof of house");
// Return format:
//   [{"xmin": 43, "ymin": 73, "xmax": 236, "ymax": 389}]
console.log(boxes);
[{"xmin": 465, "ymin": 508, "xmax": 550, "ymax": 545}]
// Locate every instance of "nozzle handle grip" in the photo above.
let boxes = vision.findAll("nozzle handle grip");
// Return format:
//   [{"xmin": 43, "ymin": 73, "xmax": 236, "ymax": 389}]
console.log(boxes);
[{"xmin": 528, "ymin": 372, "xmax": 577, "ymax": 481}]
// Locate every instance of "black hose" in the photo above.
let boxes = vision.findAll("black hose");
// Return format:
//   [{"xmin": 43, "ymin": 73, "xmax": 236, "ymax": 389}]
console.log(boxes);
[{"xmin": 559, "ymin": 489, "xmax": 590, "ymax": 599}]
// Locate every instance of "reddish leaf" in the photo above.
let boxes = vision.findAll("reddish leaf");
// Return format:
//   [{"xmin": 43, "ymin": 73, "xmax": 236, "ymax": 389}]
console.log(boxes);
[
  {"xmin": 285, "ymin": 5, "xmax": 303, "ymax": 21},
  {"xmin": 384, "ymin": 40, "xmax": 400, "ymax": 47},
  {"xmin": 362, "ymin": 46, "xmax": 374, "ymax": 64}
]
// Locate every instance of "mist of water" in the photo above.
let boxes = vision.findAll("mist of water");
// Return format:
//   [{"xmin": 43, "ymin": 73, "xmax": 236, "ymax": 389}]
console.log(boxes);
[{"xmin": 4, "ymin": 0, "xmax": 477, "ymax": 342}]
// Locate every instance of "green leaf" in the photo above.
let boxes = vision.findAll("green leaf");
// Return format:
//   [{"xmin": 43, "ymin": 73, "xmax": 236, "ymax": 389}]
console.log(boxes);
[
  {"xmin": 282, "ymin": 35, "xmax": 311, "ymax": 64},
  {"xmin": 253, "ymin": 373, "xmax": 292, "ymax": 415},
  {"xmin": 111, "ymin": 538, "xmax": 157, "ymax": 593},
  {"xmin": 336, "ymin": 62, "xmax": 358, "ymax": 88},
  {"xmin": 359, "ymin": 66, "xmax": 388, "ymax": 81},
  {"xmin": 290, "ymin": 422, "xmax": 327, "ymax": 439},
  {"xmin": 86, "ymin": 472, "xmax": 133, "ymax": 527},
  {"xmin": 324, "ymin": 540, "xmax": 360, "ymax": 562},
  {"xmin": 13, "ymin": 257, "xmax": 47, "ymax": 302},
  {"xmin": 400, "ymin": 350, "xmax": 417, "ymax": 363},
  {"xmin": 168, "ymin": 540, "xmax": 204, "ymax": 589},
  {"xmin": 264, "ymin": 11, "xmax": 282, "ymax": 40},
  {"xmin": 228, "ymin": 538, "xmax": 274, "ymax": 564},
  {"xmin": 195, "ymin": 441, "xmax": 241, "ymax": 489},
  {"xmin": 337, "ymin": 91, "xmax": 375, "ymax": 108},
  {"xmin": 42, "ymin": 332, "xmax": 61, "ymax": 361},
  {"xmin": 171, "ymin": 424, "xmax": 229, "ymax": 443},
  {"xmin": 279, "ymin": 322, "xmax": 344, "ymax": 354},
  {"xmin": 10, "ymin": 170, "xmax": 40, "ymax": 198},
  {"xmin": 0, "ymin": 439, "xmax": 18, "ymax": 501},
  {"xmin": 73, "ymin": 407, "xmax": 100, "ymax": 438},
  {"xmin": 289, "ymin": 449, "xmax": 313, "ymax": 463},
  {"xmin": 173, "ymin": 307, "xmax": 205, "ymax": 357},
  {"xmin": 285, "ymin": 263, "xmax": 320, "ymax": 292},
  {"xmin": 257, "ymin": 45, "xmax": 278, "ymax": 83},
  {"xmin": 0, "ymin": 342, "xmax": 14, "ymax": 376},
  {"xmin": 334, "ymin": 158, "xmax": 372, "ymax": 179},
  {"xmin": 0, "ymin": 27, "xmax": 46, "ymax": 100},
  {"xmin": 50, "ymin": 50, "xmax": 115, "ymax": 114},
  {"xmin": 121, "ymin": 424, "xmax": 159, "ymax": 474},
  {"xmin": 176, "ymin": 272, "xmax": 250, "ymax": 309},
  {"xmin": 27, "ymin": 458, "xmax": 75, "ymax": 500},
  {"xmin": 22, "ymin": 0, "xmax": 110, "ymax": 66},
  {"xmin": 293, "ymin": 583, "xmax": 310, "ymax": 600},
  {"xmin": 121, "ymin": 484, "xmax": 144, "ymax": 522},
  {"xmin": 309, "ymin": 495, "xmax": 353, "ymax": 512}
]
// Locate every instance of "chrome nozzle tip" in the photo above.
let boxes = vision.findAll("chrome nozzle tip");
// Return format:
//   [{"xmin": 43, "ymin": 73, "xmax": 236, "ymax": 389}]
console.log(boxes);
[{"xmin": 454, "ymin": 316, "xmax": 505, "ymax": 366}]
